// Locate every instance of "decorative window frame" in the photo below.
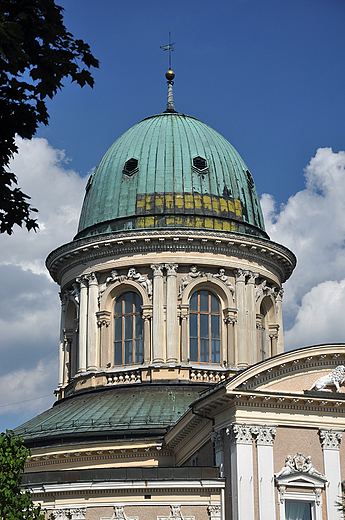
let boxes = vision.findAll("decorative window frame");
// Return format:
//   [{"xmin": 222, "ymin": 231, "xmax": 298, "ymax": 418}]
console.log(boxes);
[
  {"xmin": 276, "ymin": 473, "xmax": 326, "ymax": 520},
  {"xmin": 100, "ymin": 280, "xmax": 152, "ymax": 368},
  {"xmin": 180, "ymin": 277, "xmax": 235, "ymax": 367}
]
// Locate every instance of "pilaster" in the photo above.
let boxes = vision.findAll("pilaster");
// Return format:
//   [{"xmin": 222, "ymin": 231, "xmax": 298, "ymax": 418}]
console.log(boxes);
[
  {"xmin": 87, "ymin": 271, "xmax": 98, "ymax": 370},
  {"xmin": 211, "ymin": 430, "xmax": 225, "ymax": 477},
  {"xmin": 58, "ymin": 291, "xmax": 68, "ymax": 387},
  {"xmin": 76, "ymin": 275, "xmax": 88, "ymax": 372},
  {"xmin": 166, "ymin": 263, "xmax": 179, "ymax": 362},
  {"xmin": 275, "ymin": 289, "xmax": 284, "ymax": 353},
  {"xmin": 319, "ymin": 429, "xmax": 343, "ymax": 520},
  {"xmin": 252, "ymin": 425, "xmax": 276, "ymax": 520},
  {"xmin": 227, "ymin": 423, "xmax": 255, "ymax": 520},
  {"xmin": 151, "ymin": 263, "xmax": 165, "ymax": 363},
  {"xmin": 246, "ymin": 271, "xmax": 259, "ymax": 364},
  {"xmin": 235, "ymin": 270, "xmax": 247, "ymax": 366},
  {"xmin": 96, "ymin": 310, "xmax": 111, "ymax": 368},
  {"xmin": 223, "ymin": 308, "xmax": 237, "ymax": 366}
]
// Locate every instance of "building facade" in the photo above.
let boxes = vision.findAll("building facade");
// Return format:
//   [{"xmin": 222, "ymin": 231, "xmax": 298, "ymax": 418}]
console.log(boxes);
[{"xmin": 15, "ymin": 72, "xmax": 345, "ymax": 520}]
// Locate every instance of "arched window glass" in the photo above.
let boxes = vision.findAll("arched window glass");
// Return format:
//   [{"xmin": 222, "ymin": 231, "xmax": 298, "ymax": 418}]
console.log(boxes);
[
  {"xmin": 114, "ymin": 292, "xmax": 143, "ymax": 365},
  {"xmin": 189, "ymin": 290, "xmax": 220, "ymax": 363}
]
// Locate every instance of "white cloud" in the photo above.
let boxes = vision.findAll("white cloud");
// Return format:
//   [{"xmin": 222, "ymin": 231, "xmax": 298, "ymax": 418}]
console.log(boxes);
[
  {"xmin": 262, "ymin": 147, "xmax": 345, "ymax": 350},
  {"xmin": 0, "ymin": 136, "xmax": 87, "ymax": 274},
  {"xmin": 0, "ymin": 137, "xmax": 87, "ymax": 430}
]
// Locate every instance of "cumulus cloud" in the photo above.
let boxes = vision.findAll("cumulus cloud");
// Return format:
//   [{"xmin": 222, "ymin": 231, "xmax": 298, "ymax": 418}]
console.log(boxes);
[
  {"xmin": 262, "ymin": 147, "xmax": 345, "ymax": 350},
  {"xmin": 0, "ymin": 137, "xmax": 87, "ymax": 431}
]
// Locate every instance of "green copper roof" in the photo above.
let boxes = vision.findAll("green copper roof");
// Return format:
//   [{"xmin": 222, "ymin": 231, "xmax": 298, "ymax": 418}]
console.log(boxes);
[
  {"xmin": 14, "ymin": 385, "xmax": 202, "ymax": 447},
  {"xmin": 76, "ymin": 112, "xmax": 267, "ymax": 240}
]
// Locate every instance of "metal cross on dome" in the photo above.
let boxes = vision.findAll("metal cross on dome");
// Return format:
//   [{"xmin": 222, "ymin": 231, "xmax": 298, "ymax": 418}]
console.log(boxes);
[{"xmin": 160, "ymin": 27, "xmax": 175, "ymax": 71}]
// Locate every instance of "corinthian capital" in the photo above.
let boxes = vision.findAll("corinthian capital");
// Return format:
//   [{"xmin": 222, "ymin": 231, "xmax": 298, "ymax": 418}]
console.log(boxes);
[
  {"xmin": 235, "ymin": 269, "xmax": 246, "ymax": 283},
  {"xmin": 210, "ymin": 431, "xmax": 224, "ymax": 452},
  {"xmin": 319, "ymin": 429, "xmax": 342, "ymax": 450},
  {"xmin": 165, "ymin": 263, "xmax": 178, "ymax": 276},
  {"xmin": 226, "ymin": 423, "xmax": 253, "ymax": 445},
  {"xmin": 150, "ymin": 263, "xmax": 164, "ymax": 276},
  {"xmin": 251, "ymin": 425, "xmax": 276, "ymax": 446}
]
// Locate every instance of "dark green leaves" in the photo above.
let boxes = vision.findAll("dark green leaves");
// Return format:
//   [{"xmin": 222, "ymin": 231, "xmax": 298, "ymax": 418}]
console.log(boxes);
[
  {"xmin": 0, "ymin": 0, "xmax": 99, "ymax": 234},
  {"xmin": 0, "ymin": 430, "xmax": 45, "ymax": 520}
]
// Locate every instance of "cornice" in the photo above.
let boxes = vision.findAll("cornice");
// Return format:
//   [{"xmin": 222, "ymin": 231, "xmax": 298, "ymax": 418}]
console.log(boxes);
[
  {"xmin": 46, "ymin": 229, "xmax": 296, "ymax": 285},
  {"xmin": 230, "ymin": 345, "xmax": 345, "ymax": 391}
]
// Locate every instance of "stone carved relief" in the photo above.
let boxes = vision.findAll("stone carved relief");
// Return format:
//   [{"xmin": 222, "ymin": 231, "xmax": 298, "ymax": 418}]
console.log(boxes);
[
  {"xmin": 226, "ymin": 423, "xmax": 253, "ymax": 445},
  {"xmin": 255, "ymin": 279, "xmax": 276, "ymax": 302},
  {"xmin": 212, "ymin": 268, "xmax": 235, "ymax": 297},
  {"xmin": 251, "ymin": 425, "xmax": 276, "ymax": 445},
  {"xmin": 275, "ymin": 453, "xmax": 326, "ymax": 480},
  {"xmin": 70, "ymin": 283, "xmax": 80, "ymax": 305},
  {"xmin": 101, "ymin": 506, "xmax": 138, "ymax": 520},
  {"xmin": 158, "ymin": 505, "xmax": 194, "ymax": 520},
  {"xmin": 235, "ymin": 268, "xmax": 246, "ymax": 283},
  {"xmin": 207, "ymin": 505, "xmax": 221, "ymax": 519},
  {"xmin": 98, "ymin": 269, "xmax": 120, "ymax": 304},
  {"xmin": 51, "ymin": 509, "xmax": 86, "ymax": 520},
  {"xmin": 319, "ymin": 429, "xmax": 343, "ymax": 450},
  {"xmin": 308, "ymin": 365, "xmax": 345, "ymax": 393},
  {"xmin": 178, "ymin": 265, "xmax": 203, "ymax": 298},
  {"xmin": 127, "ymin": 267, "xmax": 152, "ymax": 297}
]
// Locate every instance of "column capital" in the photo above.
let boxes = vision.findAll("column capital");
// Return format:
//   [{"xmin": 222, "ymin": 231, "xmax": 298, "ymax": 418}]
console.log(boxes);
[
  {"xmin": 235, "ymin": 268, "xmax": 246, "ymax": 283},
  {"xmin": 319, "ymin": 428, "xmax": 343, "ymax": 450},
  {"xmin": 211, "ymin": 431, "xmax": 224, "ymax": 452},
  {"xmin": 251, "ymin": 425, "xmax": 277, "ymax": 446},
  {"xmin": 59, "ymin": 290, "xmax": 69, "ymax": 311},
  {"xmin": 76, "ymin": 274, "xmax": 89, "ymax": 288},
  {"xmin": 87, "ymin": 271, "xmax": 98, "ymax": 286},
  {"xmin": 165, "ymin": 263, "xmax": 178, "ymax": 276},
  {"xmin": 70, "ymin": 509, "xmax": 86, "ymax": 520},
  {"xmin": 208, "ymin": 505, "xmax": 221, "ymax": 519},
  {"xmin": 246, "ymin": 271, "xmax": 259, "ymax": 284},
  {"xmin": 226, "ymin": 423, "xmax": 253, "ymax": 445},
  {"xmin": 150, "ymin": 263, "xmax": 164, "ymax": 276}
]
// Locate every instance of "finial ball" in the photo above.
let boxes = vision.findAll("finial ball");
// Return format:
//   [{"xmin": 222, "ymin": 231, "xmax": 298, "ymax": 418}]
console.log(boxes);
[{"xmin": 165, "ymin": 69, "xmax": 175, "ymax": 81}]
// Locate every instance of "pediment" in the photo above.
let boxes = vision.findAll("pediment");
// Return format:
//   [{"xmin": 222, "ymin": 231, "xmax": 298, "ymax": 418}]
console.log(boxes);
[
  {"xmin": 276, "ymin": 473, "xmax": 327, "ymax": 487},
  {"xmin": 224, "ymin": 344, "xmax": 345, "ymax": 396}
]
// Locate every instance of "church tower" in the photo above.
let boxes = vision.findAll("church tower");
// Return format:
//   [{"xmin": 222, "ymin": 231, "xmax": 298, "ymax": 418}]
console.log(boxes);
[
  {"xmin": 46, "ymin": 71, "xmax": 295, "ymax": 402},
  {"xmin": 26, "ymin": 72, "xmax": 345, "ymax": 520}
]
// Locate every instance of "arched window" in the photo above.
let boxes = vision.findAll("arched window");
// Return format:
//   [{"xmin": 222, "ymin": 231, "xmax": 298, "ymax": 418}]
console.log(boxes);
[
  {"xmin": 114, "ymin": 292, "xmax": 143, "ymax": 365},
  {"xmin": 189, "ymin": 290, "xmax": 220, "ymax": 363}
]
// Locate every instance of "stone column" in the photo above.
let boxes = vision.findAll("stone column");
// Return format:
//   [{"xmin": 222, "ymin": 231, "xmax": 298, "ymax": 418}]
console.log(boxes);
[
  {"xmin": 252, "ymin": 426, "xmax": 277, "ymax": 520},
  {"xmin": 87, "ymin": 272, "xmax": 98, "ymax": 371},
  {"xmin": 141, "ymin": 304, "xmax": 152, "ymax": 364},
  {"xmin": 269, "ymin": 324, "xmax": 279, "ymax": 357},
  {"xmin": 180, "ymin": 305, "xmax": 189, "ymax": 363},
  {"xmin": 235, "ymin": 270, "xmax": 247, "ymax": 367},
  {"xmin": 211, "ymin": 430, "xmax": 225, "ymax": 477},
  {"xmin": 319, "ymin": 429, "xmax": 343, "ymax": 520},
  {"xmin": 76, "ymin": 276, "xmax": 88, "ymax": 372},
  {"xmin": 63, "ymin": 329, "xmax": 73, "ymax": 384},
  {"xmin": 151, "ymin": 263, "xmax": 165, "ymax": 363},
  {"xmin": 223, "ymin": 309, "xmax": 237, "ymax": 366},
  {"xmin": 96, "ymin": 310, "xmax": 111, "ymax": 368},
  {"xmin": 227, "ymin": 424, "xmax": 255, "ymax": 520},
  {"xmin": 256, "ymin": 315, "xmax": 264, "ymax": 360},
  {"xmin": 58, "ymin": 292, "xmax": 68, "ymax": 387},
  {"xmin": 275, "ymin": 289, "xmax": 284, "ymax": 354},
  {"xmin": 70, "ymin": 509, "xmax": 86, "ymax": 520},
  {"xmin": 165, "ymin": 263, "xmax": 179, "ymax": 363},
  {"xmin": 246, "ymin": 271, "xmax": 259, "ymax": 365}
]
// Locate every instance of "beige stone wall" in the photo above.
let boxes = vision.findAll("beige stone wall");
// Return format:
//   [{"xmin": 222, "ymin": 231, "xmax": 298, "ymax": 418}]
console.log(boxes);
[{"xmin": 274, "ymin": 426, "xmax": 324, "ymax": 474}]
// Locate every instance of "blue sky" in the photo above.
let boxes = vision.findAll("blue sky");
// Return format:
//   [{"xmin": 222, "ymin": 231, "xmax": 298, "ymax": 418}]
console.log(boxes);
[
  {"xmin": 1, "ymin": 0, "xmax": 345, "ymax": 433},
  {"xmin": 38, "ymin": 0, "xmax": 345, "ymax": 203}
]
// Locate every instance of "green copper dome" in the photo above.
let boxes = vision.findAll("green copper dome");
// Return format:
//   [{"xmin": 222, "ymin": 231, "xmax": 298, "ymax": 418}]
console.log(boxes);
[{"xmin": 76, "ymin": 112, "xmax": 268, "ymax": 240}]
